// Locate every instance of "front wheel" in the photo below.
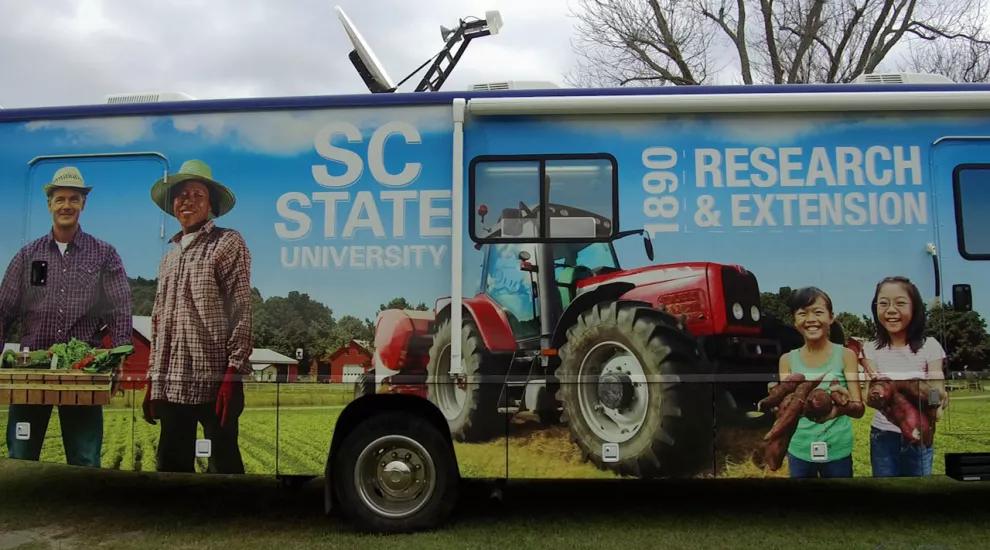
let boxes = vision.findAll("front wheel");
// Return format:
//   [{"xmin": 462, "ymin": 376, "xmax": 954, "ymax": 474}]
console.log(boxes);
[
  {"xmin": 331, "ymin": 411, "xmax": 460, "ymax": 534},
  {"xmin": 556, "ymin": 301, "xmax": 714, "ymax": 479}
]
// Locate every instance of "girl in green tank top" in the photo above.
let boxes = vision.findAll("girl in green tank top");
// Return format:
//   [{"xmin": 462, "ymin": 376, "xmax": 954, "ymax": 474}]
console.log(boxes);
[{"xmin": 774, "ymin": 287, "xmax": 864, "ymax": 478}]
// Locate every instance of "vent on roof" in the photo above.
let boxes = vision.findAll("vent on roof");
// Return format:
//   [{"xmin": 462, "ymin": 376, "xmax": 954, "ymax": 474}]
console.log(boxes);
[
  {"xmin": 469, "ymin": 80, "xmax": 560, "ymax": 91},
  {"xmin": 852, "ymin": 72, "xmax": 954, "ymax": 84},
  {"xmin": 105, "ymin": 92, "xmax": 196, "ymax": 104}
]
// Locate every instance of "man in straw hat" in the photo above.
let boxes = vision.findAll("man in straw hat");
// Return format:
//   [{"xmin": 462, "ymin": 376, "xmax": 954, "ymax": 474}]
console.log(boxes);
[
  {"xmin": 142, "ymin": 159, "xmax": 253, "ymax": 474},
  {"xmin": 0, "ymin": 166, "xmax": 133, "ymax": 467}
]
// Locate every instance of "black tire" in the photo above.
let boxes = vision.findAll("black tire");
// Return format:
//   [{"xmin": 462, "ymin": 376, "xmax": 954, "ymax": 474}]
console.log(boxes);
[
  {"xmin": 556, "ymin": 301, "xmax": 714, "ymax": 479},
  {"xmin": 331, "ymin": 411, "xmax": 459, "ymax": 534},
  {"xmin": 425, "ymin": 318, "xmax": 502, "ymax": 443},
  {"xmin": 354, "ymin": 370, "xmax": 375, "ymax": 400}
]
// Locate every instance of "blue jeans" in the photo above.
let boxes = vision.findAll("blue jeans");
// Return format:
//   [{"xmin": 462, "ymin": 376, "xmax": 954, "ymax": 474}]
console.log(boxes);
[
  {"xmin": 787, "ymin": 452, "xmax": 853, "ymax": 478},
  {"xmin": 5, "ymin": 404, "xmax": 103, "ymax": 468},
  {"xmin": 870, "ymin": 426, "xmax": 933, "ymax": 477}
]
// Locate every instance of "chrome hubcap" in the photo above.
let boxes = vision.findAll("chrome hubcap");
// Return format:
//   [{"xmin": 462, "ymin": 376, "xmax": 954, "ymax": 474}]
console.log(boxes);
[
  {"xmin": 577, "ymin": 340, "xmax": 650, "ymax": 444},
  {"xmin": 354, "ymin": 435, "xmax": 436, "ymax": 519}
]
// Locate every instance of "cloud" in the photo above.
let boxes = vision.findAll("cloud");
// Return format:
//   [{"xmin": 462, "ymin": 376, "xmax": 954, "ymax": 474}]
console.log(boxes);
[
  {"xmin": 19, "ymin": 105, "xmax": 461, "ymax": 155},
  {"xmin": 23, "ymin": 117, "xmax": 154, "ymax": 146},
  {"xmin": 168, "ymin": 107, "xmax": 458, "ymax": 156},
  {"xmin": 0, "ymin": 0, "xmax": 580, "ymax": 110}
]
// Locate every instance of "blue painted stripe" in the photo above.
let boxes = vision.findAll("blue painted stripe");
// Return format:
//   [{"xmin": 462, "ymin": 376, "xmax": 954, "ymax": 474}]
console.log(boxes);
[{"xmin": 2, "ymin": 82, "xmax": 990, "ymax": 122}]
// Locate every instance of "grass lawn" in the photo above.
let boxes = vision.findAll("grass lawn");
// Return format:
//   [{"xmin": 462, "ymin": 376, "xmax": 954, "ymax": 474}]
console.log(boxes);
[{"xmin": 2, "ymin": 458, "xmax": 990, "ymax": 549}]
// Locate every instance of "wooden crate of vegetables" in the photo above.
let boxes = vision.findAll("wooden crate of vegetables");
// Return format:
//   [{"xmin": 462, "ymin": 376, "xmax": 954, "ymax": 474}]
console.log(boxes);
[{"xmin": 0, "ymin": 338, "xmax": 134, "ymax": 406}]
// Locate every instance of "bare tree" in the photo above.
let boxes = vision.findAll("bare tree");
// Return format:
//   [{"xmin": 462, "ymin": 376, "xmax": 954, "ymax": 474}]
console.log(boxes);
[
  {"xmin": 900, "ymin": 38, "xmax": 990, "ymax": 82},
  {"xmin": 565, "ymin": 0, "xmax": 990, "ymax": 87}
]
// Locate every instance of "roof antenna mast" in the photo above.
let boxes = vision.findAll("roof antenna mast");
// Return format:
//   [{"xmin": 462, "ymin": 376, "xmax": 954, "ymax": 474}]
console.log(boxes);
[{"xmin": 335, "ymin": 5, "xmax": 502, "ymax": 93}]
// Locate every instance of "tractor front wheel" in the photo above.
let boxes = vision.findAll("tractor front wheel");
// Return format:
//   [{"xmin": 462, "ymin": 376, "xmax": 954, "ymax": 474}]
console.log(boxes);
[
  {"xmin": 425, "ymin": 318, "xmax": 502, "ymax": 443},
  {"xmin": 556, "ymin": 301, "xmax": 714, "ymax": 479}
]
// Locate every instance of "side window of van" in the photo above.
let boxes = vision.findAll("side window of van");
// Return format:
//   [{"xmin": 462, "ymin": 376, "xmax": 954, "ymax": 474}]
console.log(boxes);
[{"xmin": 953, "ymin": 165, "xmax": 990, "ymax": 260}]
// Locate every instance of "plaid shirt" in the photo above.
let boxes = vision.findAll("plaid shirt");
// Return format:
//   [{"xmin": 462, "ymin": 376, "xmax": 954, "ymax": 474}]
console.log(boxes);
[
  {"xmin": 0, "ymin": 227, "xmax": 132, "ymax": 351},
  {"xmin": 149, "ymin": 220, "xmax": 253, "ymax": 405}
]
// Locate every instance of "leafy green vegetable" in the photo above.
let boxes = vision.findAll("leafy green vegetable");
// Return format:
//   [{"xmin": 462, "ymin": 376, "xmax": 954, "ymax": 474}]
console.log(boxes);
[
  {"xmin": 49, "ymin": 338, "xmax": 93, "ymax": 370},
  {"xmin": 1, "ymin": 338, "xmax": 134, "ymax": 372}
]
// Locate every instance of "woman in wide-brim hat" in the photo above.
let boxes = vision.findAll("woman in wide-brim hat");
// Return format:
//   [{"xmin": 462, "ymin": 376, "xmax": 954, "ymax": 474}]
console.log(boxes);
[{"xmin": 151, "ymin": 159, "xmax": 236, "ymax": 219}]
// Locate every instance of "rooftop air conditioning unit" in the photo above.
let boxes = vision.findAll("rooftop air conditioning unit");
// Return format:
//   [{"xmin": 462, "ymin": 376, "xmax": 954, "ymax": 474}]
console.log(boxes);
[
  {"xmin": 469, "ymin": 80, "xmax": 560, "ymax": 91},
  {"xmin": 104, "ymin": 92, "xmax": 197, "ymax": 104},
  {"xmin": 852, "ymin": 72, "xmax": 955, "ymax": 84}
]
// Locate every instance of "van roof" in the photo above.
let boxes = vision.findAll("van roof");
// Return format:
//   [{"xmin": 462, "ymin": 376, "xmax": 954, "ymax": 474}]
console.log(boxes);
[{"xmin": 3, "ymin": 82, "xmax": 990, "ymax": 123}]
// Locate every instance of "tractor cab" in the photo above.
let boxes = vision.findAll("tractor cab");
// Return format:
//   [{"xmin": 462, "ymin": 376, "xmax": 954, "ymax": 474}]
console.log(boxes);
[{"xmin": 475, "ymin": 201, "xmax": 653, "ymax": 345}]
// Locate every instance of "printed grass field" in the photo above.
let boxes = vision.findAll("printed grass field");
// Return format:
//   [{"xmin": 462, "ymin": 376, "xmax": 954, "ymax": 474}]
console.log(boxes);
[{"xmin": 2, "ymin": 383, "xmax": 988, "ymax": 480}]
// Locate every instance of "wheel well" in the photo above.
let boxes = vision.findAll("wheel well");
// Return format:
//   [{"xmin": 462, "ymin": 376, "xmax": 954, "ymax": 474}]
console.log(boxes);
[{"xmin": 324, "ymin": 393, "xmax": 459, "ymax": 510}]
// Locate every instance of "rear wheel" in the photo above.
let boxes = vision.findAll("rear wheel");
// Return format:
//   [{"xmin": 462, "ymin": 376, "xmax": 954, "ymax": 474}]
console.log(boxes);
[
  {"xmin": 556, "ymin": 301, "xmax": 713, "ymax": 478},
  {"xmin": 331, "ymin": 411, "xmax": 459, "ymax": 534},
  {"xmin": 425, "ymin": 318, "xmax": 503, "ymax": 442}
]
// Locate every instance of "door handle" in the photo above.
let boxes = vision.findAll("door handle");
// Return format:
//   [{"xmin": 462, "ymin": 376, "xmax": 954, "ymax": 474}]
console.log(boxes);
[{"xmin": 926, "ymin": 243, "xmax": 941, "ymax": 305}]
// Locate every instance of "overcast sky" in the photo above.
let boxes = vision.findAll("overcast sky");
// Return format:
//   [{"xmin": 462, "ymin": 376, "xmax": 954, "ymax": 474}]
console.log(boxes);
[
  {"xmin": 0, "ymin": 0, "xmax": 583, "ymax": 108},
  {"xmin": 0, "ymin": 0, "xmax": 941, "ymax": 110}
]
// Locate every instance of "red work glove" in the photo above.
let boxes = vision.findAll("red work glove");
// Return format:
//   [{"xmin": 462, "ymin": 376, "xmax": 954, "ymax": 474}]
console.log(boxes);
[
  {"xmin": 216, "ymin": 366, "xmax": 239, "ymax": 428},
  {"xmin": 142, "ymin": 382, "xmax": 156, "ymax": 425}
]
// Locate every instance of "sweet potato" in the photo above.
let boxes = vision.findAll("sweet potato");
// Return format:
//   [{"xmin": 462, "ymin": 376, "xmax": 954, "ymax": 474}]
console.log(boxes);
[
  {"xmin": 866, "ymin": 377, "xmax": 936, "ymax": 446},
  {"xmin": 884, "ymin": 391, "xmax": 930, "ymax": 445},
  {"xmin": 758, "ymin": 372, "xmax": 806, "ymax": 412},
  {"xmin": 804, "ymin": 388, "xmax": 833, "ymax": 421},
  {"xmin": 891, "ymin": 379, "xmax": 940, "ymax": 411},
  {"xmin": 866, "ymin": 377, "xmax": 894, "ymax": 409},
  {"xmin": 764, "ymin": 374, "xmax": 824, "ymax": 441},
  {"xmin": 827, "ymin": 381, "xmax": 865, "ymax": 419},
  {"xmin": 764, "ymin": 393, "xmax": 799, "ymax": 442},
  {"xmin": 922, "ymin": 407, "xmax": 938, "ymax": 446},
  {"xmin": 762, "ymin": 392, "xmax": 807, "ymax": 471},
  {"xmin": 763, "ymin": 426, "xmax": 796, "ymax": 471},
  {"xmin": 830, "ymin": 381, "xmax": 850, "ymax": 407},
  {"xmin": 758, "ymin": 373, "xmax": 829, "ymax": 470}
]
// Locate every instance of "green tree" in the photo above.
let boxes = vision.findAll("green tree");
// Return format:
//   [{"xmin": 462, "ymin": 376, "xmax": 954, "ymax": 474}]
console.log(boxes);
[
  {"xmin": 378, "ymin": 297, "xmax": 430, "ymax": 313},
  {"xmin": 926, "ymin": 302, "xmax": 990, "ymax": 373},
  {"xmin": 252, "ymin": 291, "xmax": 335, "ymax": 376},
  {"xmin": 128, "ymin": 276, "xmax": 157, "ymax": 316},
  {"xmin": 836, "ymin": 312, "xmax": 875, "ymax": 340},
  {"xmin": 759, "ymin": 286, "xmax": 795, "ymax": 324},
  {"xmin": 331, "ymin": 315, "xmax": 375, "ymax": 352}
]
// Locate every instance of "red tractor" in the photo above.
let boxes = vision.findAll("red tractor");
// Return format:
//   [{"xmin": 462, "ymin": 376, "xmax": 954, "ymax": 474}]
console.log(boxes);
[{"xmin": 358, "ymin": 201, "xmax": 807, "ymax": 479}]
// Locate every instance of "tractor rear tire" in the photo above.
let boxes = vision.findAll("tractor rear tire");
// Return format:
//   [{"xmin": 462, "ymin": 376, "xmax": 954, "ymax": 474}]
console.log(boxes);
[
  {"xmin": 425, "ymin": 318, "xmax": 502, "ymax": 443},
  {"xmin": 556, "ymin": 300, "xmax": 714, "ymax": 479}
]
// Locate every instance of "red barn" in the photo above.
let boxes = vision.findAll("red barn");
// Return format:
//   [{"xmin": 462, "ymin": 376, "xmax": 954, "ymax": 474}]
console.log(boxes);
[
  {"xmin": 325, "ymin": 339, "xmax": 372, "ymax": 384},
  {"xmin": 100, "ymin": 315, "xmax": 153, "ymax": 390}
]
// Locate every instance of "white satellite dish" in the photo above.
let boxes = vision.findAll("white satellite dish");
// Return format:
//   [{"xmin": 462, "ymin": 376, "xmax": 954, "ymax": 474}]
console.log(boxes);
[{"xmin": 335, "ymin": 6, "xmax": 396, "ymax": 92}]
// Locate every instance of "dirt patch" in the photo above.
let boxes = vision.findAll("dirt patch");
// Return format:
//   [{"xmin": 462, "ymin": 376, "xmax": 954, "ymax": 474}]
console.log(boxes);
[
  {"xmin": 506, "ymin": 414, "xmax": 584, "ymax": 458},
  {"xmin": 716, "ymin": 424, "xmax": 790, "ymax": 478}
]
